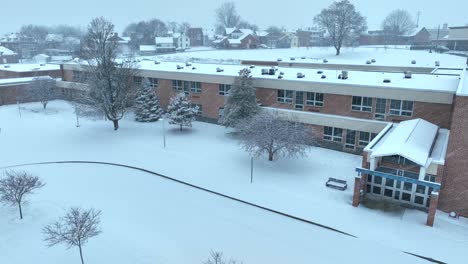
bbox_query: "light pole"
[162,113,168,149]
[250,156,254,184]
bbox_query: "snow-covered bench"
[325,178,347,191]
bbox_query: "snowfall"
[0,101,467,264]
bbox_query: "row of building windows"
[277,90,325,107]
[323,127,378,149]
[171,80,203,95]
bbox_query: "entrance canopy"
[369,119,441,167]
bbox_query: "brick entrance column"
[352,175,362,207]
[426,191,439,227]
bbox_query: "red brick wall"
[439,95,468,216]
[0,69,61,79]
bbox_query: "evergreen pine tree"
[167,92,198,131]
[134,78,163,122]
[221,68,259,128]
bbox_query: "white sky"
[0,0,467,35]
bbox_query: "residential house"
[214,28,259,49]
[173,33,190,50]
[445,26,468,51]
[0,46,20,64]
[187,28,204,47]
[0,33,38,59]
[155,37,176,53]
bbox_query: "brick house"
[187,28,204,47]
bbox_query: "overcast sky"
[1,0,467,35]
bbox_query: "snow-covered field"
[158,46,467,68]
[1,101,468,263]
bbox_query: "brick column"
[352,175,362,207]
[426,191,439,227]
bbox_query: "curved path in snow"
[0,160,445,264]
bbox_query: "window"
[219,84,231,96]
[345,130,356,149]
[295,91,304,110]
[191,82,202,93]
[389,100,413,117]
[382,155,418,167]
[182,81,190,95]
[306,92,324,107]
[172,80,182,90]
[133,76,143,86]
[359,132,377,147]
[191,103,202,115]
[374,98,386,120]
[277,89,293,104]
[352,96,373,112]
[73,70,81,81]
[149,78,158,89]
[324,127,343,142]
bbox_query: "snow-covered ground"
[1,101,467,263]
[157,46,467,68]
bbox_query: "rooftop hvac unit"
[261,69,269,75]
[268,68,275,75]
[366,60,371,64]
[383,79,391,83]
[249,65,255,68]
[176,65,184,70]
[40,63,46,66]
[323,59,328,63]
[371,59,376,63]
[317,70,323,74]
[301,56,306,59]
[4,65,10,68]
[216,67,224,72]
[192,67,196,70]
[279,72,284,75]
[297,73,305,78]
[435,61,440,67]
[411,60,416,64]
[290,57,296,61]
[277,58,282,62]
[185,62,192,66]
[154,61,160,64]
[321,75,326,79]
[404,71,412,79]
[341,71,348,80]
[278,75,283,79]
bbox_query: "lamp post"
[250,156,254,184]
[161,113,168,149]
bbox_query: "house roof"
[139,45,156,52]
[0,46,17,56]
[402,27,428,37]
[369,119,439,167]
[225,28,236,35]
[155,37,174,44]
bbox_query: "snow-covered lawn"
[158,46,467,68]
[1,101,467,263]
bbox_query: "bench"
[326,178,347,191]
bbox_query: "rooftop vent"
[297,73,305,78]
[371,59,376,63]
[435,61,440,67]
[216,67,224,72]
[338,71,348,80]
[4,65,10,68]
[278,75,283,79]
[176,65,184,70]
[323,59,328,63]
[279,72,284,75]
[261,69,269,75]
[268,68,275,75]
[317,70,323,74]
[249,65,255,69]
[185,62,192,66]
[366,60,371,64]
[383,79,391,83]
[404,71,412,79]
[39,63,46,66]
[192,67,196,70]
[277,58,283,62]
[301,56,306,59]
[321,75,326,79]
[411,60,416,64]
[154,61,160,64]
[290,57,296,61]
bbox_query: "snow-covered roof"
[403,27,426,37]
[155,37,174,44]
[370,119,439,167]
[0,76,53,86]
[257,31,268,37]
[46,34,63,42]
[33,54,50,59]
[0,63,60,72]
[0,46,17,55]
[225,28,236,35]
[239,29,254,35]
[228,39,242,44]
[140,45,156,52]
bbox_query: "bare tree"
[237,110,313,161]
[80,17,138,130]
[314,0,367,55]
[0,170,45,220]
[237,20,259,31]
[25,76,56,109]
[43,207,102,264]
[204,250,243,264]
[382,9,416,44]
[215,1,241,34]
